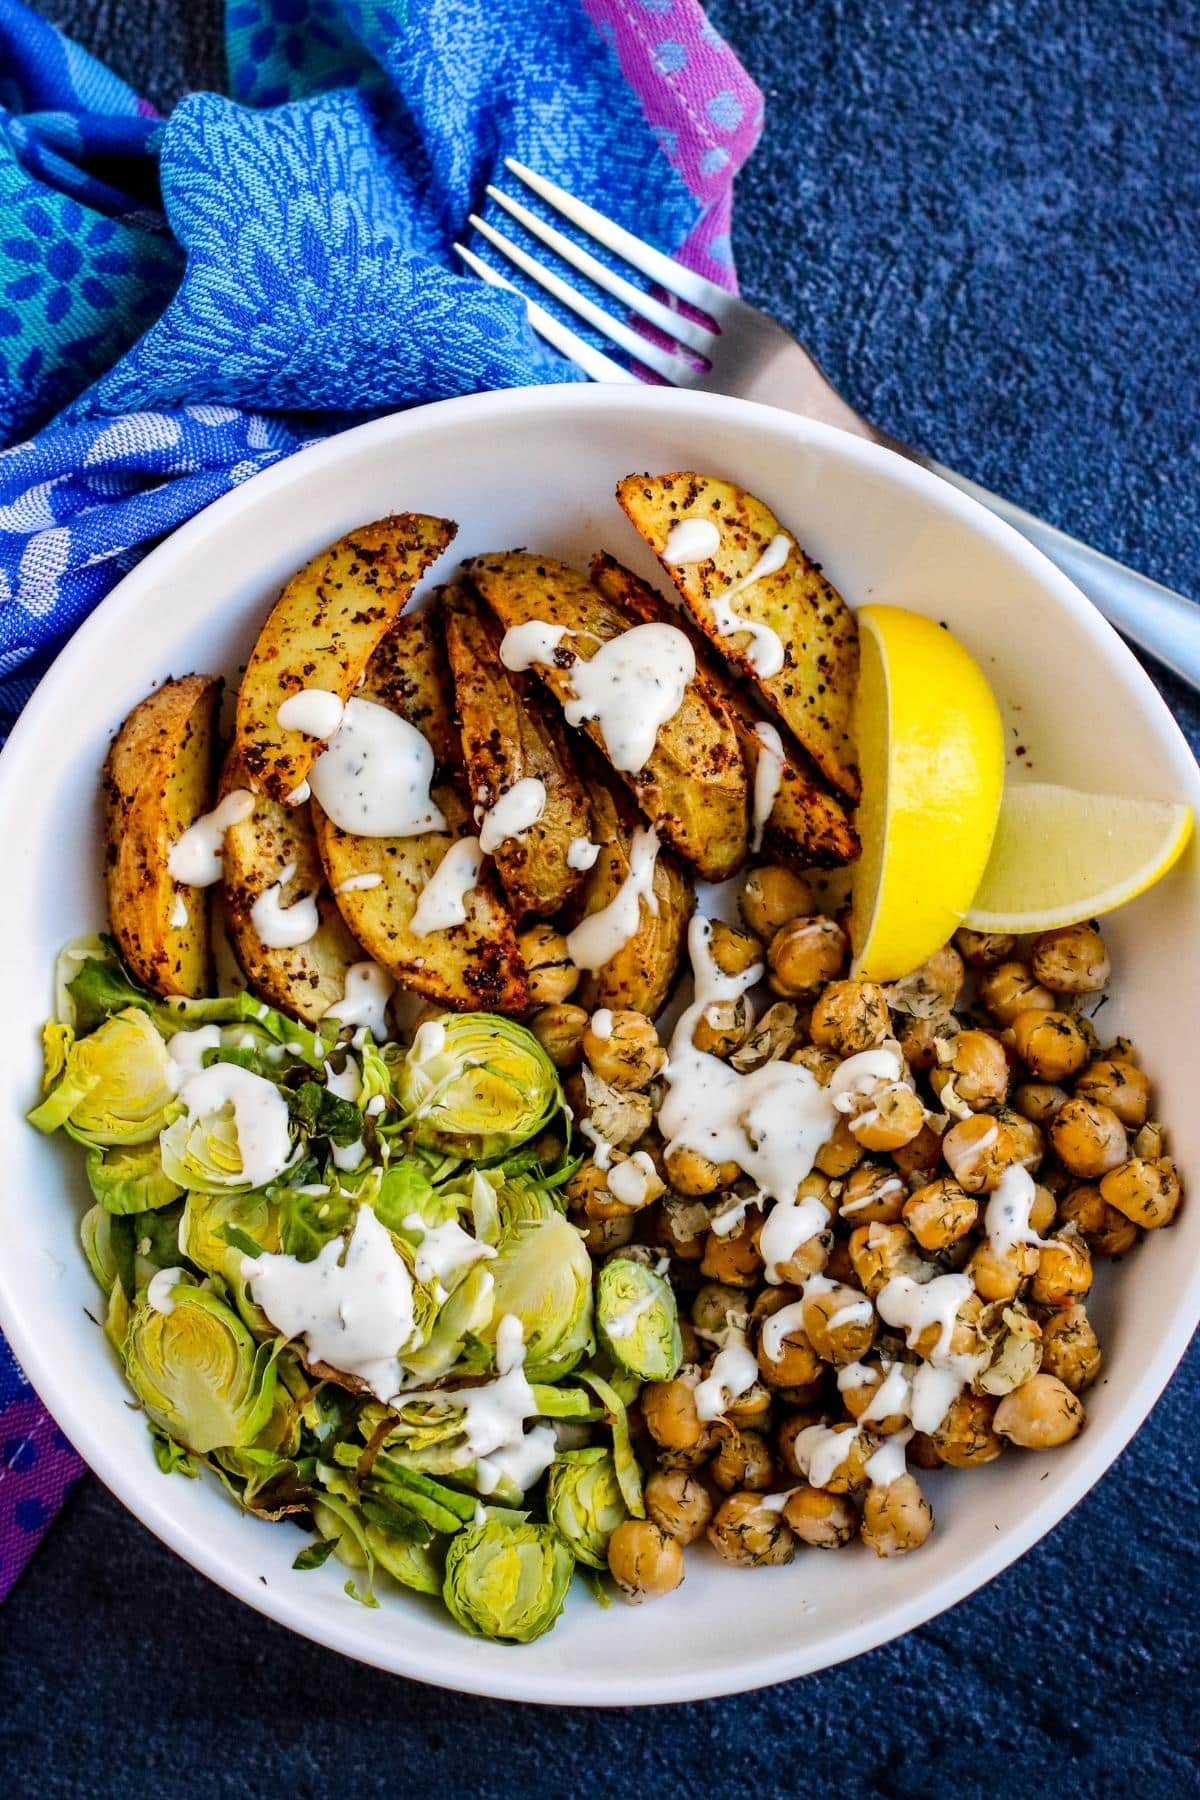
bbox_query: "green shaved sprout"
[28,1010,176,1145]
[85,1141,183,1215]
[120,1279,279,1455]
[442,1519,573,1644]
[546,1448,628,1569]
[396,1014,561,1161]
[596,1257,683,1382]
[577,1370,646,1519]
[478,1211,593,1381]
[159,1073,300,1194]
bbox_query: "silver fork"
[456,158,1200,695]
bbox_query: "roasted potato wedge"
[616,473,860,799]
[218,748,362,1025]
[313,613,529,1012]
[590,554,859,869]
[466,551,748,881]
[442,583,591,921]
[102,674,221,998]
[569,755,694,1016]
[235,513,456,803]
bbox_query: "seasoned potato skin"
[235,512,456,802]
[466,550,748,881]
[315,612,529,1012]
[442,583,591,921]
[590,553,859,869]
[218,748,361,1024]
[102,673,221,998]
[570,755,694,1016]
[616,473,860,799]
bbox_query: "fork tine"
[453,243,638,384]
[503,157,732,318]
[485,184,716,357]
[467,215,700,386]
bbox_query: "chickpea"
[652,1201,708,1263]
[930,1391,1004,1467]
[813,1115,866,1178]
[791,1043,840,1085]
[903,1177,978,1251]
[756,1309,823,1389]
[994,1372,1085,1448]
[566,1161,612,1216]
[700,1214,763,1288]
[704,919,762,979]
[727,1380,773,1429]
[642,1378,717,1454]
[897,1010,957,1072]
[1031,923,1110,995]
[1013,1081,1069,1125]
[530,1002,587,1068]
[1132,1119,1167,1160]
[776,1409,825,1477]
[840,1363,910,1434]
[861,1474,934,1556]
[740,865,812,940]
[767,915,848,998]
[707,1492,795,1566]
[931,1028,1009,1111]
[809,981,892,1055]
[1050,1096,1128,1179]
[907,1289,987,1364]
[823,1238,857,1286]
[572,1209,636,1255]
[804,1282,877,1365]
[1074,1059,1150,1129]
[1057,1183,1138,1257]
[1030,1233,1093,1306]
[1039,1302,1102,1393]
[978,961,1055,1026]
[691,1281,746,1340]
[607,1518,685,1602]
[644,1470,713,1545]
[969,1237,1039,1303]
[665,1145,740,1197]
[942,1113,1018,1193]
[955,926,1017,967]
[1011,1009,1090,1082]
[581,1010,665,1089]
[1099,1157,1181,1230]
[518,923,579,1004]
[693,995,753,1058]
[1028,1183,1058,1234]
[849,1222,926,1297]
[852,1082,927,1153]
[766,1174,834,1283]
[891,1122,945,1180]
[782,1485,858,1549]
[909,1432,942,1471]
[839,1162,907,1225]
[711,1428,776,1493]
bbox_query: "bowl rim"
[1,381,1197,1704]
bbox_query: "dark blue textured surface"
[3,0,1199,1790]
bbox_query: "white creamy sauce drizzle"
[695,1334,760,1421]
[244,1204,416,1401]
[172,1058,295,1189]
[864,1429,914,1489]
[606,1151,659,1210]
[828,1298,874,1331]
[567,835,601,871]
[147,1267,185,1315]
[840,1175,904,1217]
[169,894,189,929]
[410,837,484,936]
[590,1008,614,1041]
[750,721,785,852]
[308,698,446,838]
[660,916,845,1215]
[326,961,394,1041]
[604,1285,659,1342]
[566,826,660,971]
[167,790,255,886]
[704,534,793,679]
[286,780,312,806]
[759,1192,831,1283]
[985,1164,1047,1258]
[323,1054,361,1104]
[404,1314,556,1495]
[793,1422,861,1491]
[579,1119,614,1170]
[876,1273,974,1363]
[276,688,346,740]
[663,517,722,565]
[760,1298,808,1366]
[331,1139,365,1172]
[251,860,320,949]
[335,872,383,893]
[829,1047,904,1113]
[402,1213,496,1291]
[477,778,547,853]
[501,619,695,774]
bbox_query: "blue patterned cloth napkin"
[0,0,761,1594]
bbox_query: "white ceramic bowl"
[1,385,1197,1704]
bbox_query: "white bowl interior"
[1,385,1196,1703]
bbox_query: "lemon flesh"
[850,605,1005,980]
[964,782,1193,932]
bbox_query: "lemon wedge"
[849,605,1005,980]
[963,782,1193,932]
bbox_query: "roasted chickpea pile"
[538,890,1181,1600]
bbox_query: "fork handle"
[919,457,1200,693]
